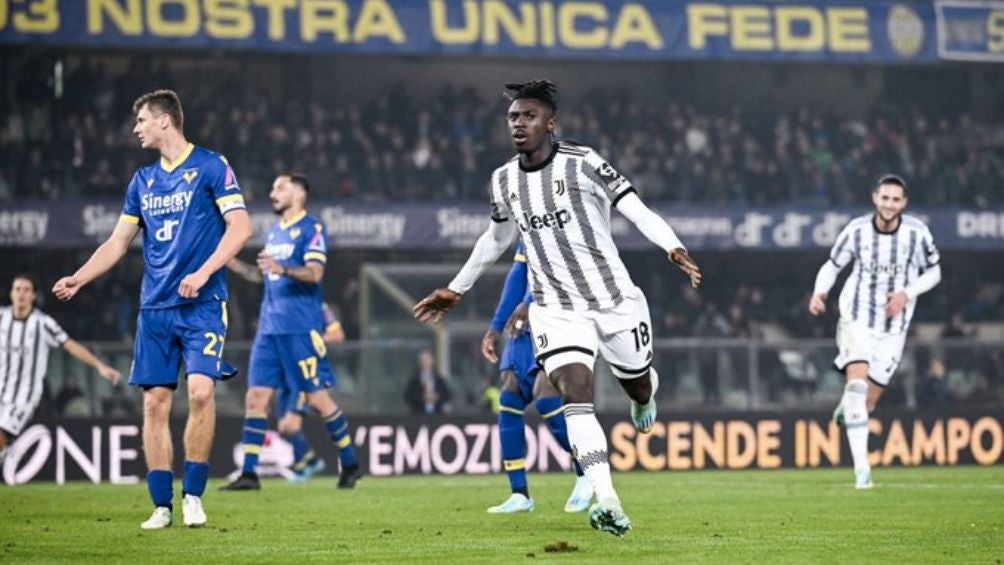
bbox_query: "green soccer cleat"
[832,402,845,427]
[588,501,632,537]
[564,476,593,513]
[487,493,535,514]
[630,370,659,433]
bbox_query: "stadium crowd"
[3,59,1003,207]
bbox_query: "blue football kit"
[248,211,336,395]
[122,144,245,387]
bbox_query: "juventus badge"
[554,180,566,195]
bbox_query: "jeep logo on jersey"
[517,209,571,233]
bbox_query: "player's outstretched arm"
[62,339,123,385]
[53,221,140,302]
[414,288,462,325]
[669,248,702,289]
[179,209,253,299]
[414,219,516,325]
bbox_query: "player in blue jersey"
[481,241,593,514]
[53,90,253,530]
[228,250,345,483]
[221,173,361,491]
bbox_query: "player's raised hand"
[481,329,500,363]
[179,271,209,298]
[99,365,123,386]
[885,291,908,318]
[808,293,827,316]
[52,276,83,302]
[413,288,461,325]
[505,303,530,337]
[669,248,702,289]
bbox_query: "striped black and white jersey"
[488,142,636,312]
[829,214,940,334]
[0,306,68,411]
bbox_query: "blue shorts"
[499,333,540,402]
[129,300,229,388]
[248,330,336,395]
[275,387,308,419]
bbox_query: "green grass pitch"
[2,467,1001,563]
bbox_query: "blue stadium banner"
[0,0,953,63]
[936,0,1004,62]
[1,198,1003,250]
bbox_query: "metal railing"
[42,336,1002,418]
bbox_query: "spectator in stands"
[404,349,452,415]
[918,357,950,408]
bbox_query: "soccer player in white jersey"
[1,274,122,462]
[809,174,941,489]
[413,80,701,537]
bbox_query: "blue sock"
[323,409,357,470]
[499,390,528,496]
[536,395,584,477]
[147,469,174,510]
[241,414,268,475]
[284,432,315,470]
[182,461,209,497]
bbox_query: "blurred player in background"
[809,174,941,489]
[1,274,122,461]
[221,173,361,491]
[480,240,592,514]
[230,244,346,483]
[414,80,701,537]
[53,89,252,529]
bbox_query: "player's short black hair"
[875,174,908,196]
[282,172,310,193]
[11,273,38,293]
[504,79,558,112]
[133,89,184,130]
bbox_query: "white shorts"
[0,401,39,437]
[833,318,907,387]
[529,289,653,379]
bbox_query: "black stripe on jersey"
[581,164,608,198]
[0,314,13,403]
[851,227,862,321]
[608,360,652,376]
[557,144,588,157]
[8,320,27,407]
[568,159,623,306]
[43,318,60,340]
[611,186,637,208]
[830,233,850,268]
[518,167,573,309]
[540,160,600,310]
[490,169,510,224]
[536,345,595,365]
[922,239,937,268]
[901,230,918,333]
[884,229,900,333]
[867,229,880,329]
[24,317,42,409]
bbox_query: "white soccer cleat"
[182,494,207,527]
[564,476,594,513]
[854,468,874,490]
[630,370,660,433]
[140,506,173,530]
[487,493,535,514]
